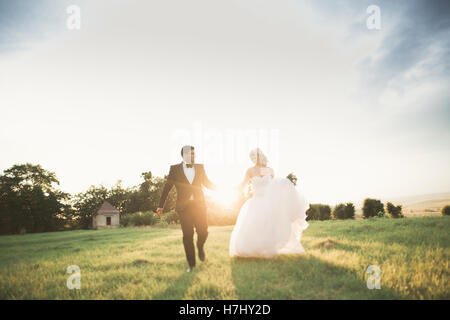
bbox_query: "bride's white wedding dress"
[229,175,309,258]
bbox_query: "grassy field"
[0,216,449,299]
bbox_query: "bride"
[229,148,309,258]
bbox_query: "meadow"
[0,216,448,299]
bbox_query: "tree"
[362,198,385,218]
[124,171,176,214]
[332,203,346,219]
[441,205,450,216]
[0,163,71,234]
[71,171,178,229]
[72,185,109,229]
[344,202,355,219]
[306,204,331,220]
[108,180,133,213]
[332,202,355,219]
[286,173,298,186]
[386,202,404,218]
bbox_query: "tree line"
[307,198,409,220]
[0,163,301,234]
[0,163,177,234]
[1,163,448,235]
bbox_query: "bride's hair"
[249,148,268,167]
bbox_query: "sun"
[203,167,244,207]
[206,185,240,208]
[214,187,240,207]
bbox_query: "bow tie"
[186,164,194,168]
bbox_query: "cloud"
[0,0,85,54]
[304,0,450,107]
[357,0,450,96]
[1,0,449,200]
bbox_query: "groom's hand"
[156,208,163,217]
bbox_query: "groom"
[157,145,216,272]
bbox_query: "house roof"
[96,201,120,214]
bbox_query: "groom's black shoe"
[198,246,205,262]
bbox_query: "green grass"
[0,217,449,299]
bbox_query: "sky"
[0,0,449,205]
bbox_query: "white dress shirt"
[182,161,196,200]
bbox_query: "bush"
[332,203,355,219]
[332,204,346,219]
[120,214,131,227]
[155,220,169,228]
[362,198,384,218]
[162,210,180,224]
[386,202,404,218]
[144,211,159,225]
[286,173,298,186]
[120,211,159,227]
[345,203,356,219]
[376,211,386,218]
[441,205,450,216]
[306,204,331,221]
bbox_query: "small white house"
[92,201,120,229]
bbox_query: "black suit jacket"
[159,163,215,212]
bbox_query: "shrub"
[332,203,355,219]
[133,212,146,226]
[386,202,404,218]
[306,204,331,221]
[362,198,384,218]
[162,210,180,224]
[376,211,386,218]
[344,202,355,219]
[120,214,131,227]
[332,204,346,219]
[120,211,159,227]
[286,173,298,186]
[441,205,450,216]
[141,211,159,225]
[155,220,169,228]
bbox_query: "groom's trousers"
[178,201,208,268]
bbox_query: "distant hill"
[385,192,450,217]
[354,192,450,218]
